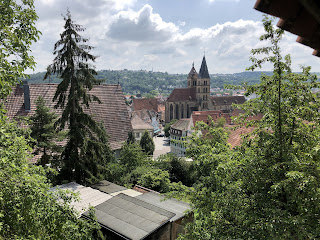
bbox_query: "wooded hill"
[25,70,318,96]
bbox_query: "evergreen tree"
[45,11,112,184]
[30,96,64,167]
[139,130,155,155]
[127,131,136,144]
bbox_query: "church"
[165,56,245,123]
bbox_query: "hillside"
[25,70,318,96]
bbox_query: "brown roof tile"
[131,114,153,130]
[4,83,132,150]
[171,119,191,131]
[192,110,232,126]
[132,98,158,112]
[167,88,197,102]
[210,96,245,106]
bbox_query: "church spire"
[199,55,210,79]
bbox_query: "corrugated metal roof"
[51,182,112,214]
[110,189,143,197]
[92,180,127,194]
[135,192,190,222]
[83,193,175,240]
[92,180,142,197]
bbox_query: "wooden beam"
[298,0,320,24]
[277,10,318,39]
[296,35,320,52]
[312,49,320,57]
[254,0,301,19]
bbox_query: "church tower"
[197,56,210,110]
[187,62,198,88]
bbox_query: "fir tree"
[45,11,112,184]
[139,130,155,155]
[127,131,135,144]
[30,96,64,167]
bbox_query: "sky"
[30,0,320,74]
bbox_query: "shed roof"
[83,193,175,240]
[50,182,112,214]
[167,88,197,102]
[135,192,190,222]
[92,180,142,197]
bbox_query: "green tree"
[0,0,40,100]
[0,2,103,238]
[164,119,177,137]
[126,131,135,144]
[180,16,320,239]
[0,119,102,239]
[30,96,64,167]
[119,143,148,171]
[139,130,155,155]
[45,11,111,184]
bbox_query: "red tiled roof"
[227,126,255,148]
[132,98,158,112]
[167,88,197,102]
[4,84,132,150]
[191,110,232,126]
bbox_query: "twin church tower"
[165,56,211,123]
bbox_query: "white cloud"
[106,4,178,42]
[28,1,320,75]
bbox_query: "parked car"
[157,133,165,137]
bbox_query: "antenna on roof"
[192,61,194,68]
[204,47,205,57]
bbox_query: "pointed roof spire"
[199,55,210,79]
[188,62,198,78]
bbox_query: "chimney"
[23,80,31,112]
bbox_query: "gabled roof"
[4,83,132,150]
[166,88,197,102]
[198,56,210,79]
[210,95,245,106]
[135,192,190,222]
[132,98,158,112]
[131,114,154,130]
[83,193,175,240]
[171,118,191,131]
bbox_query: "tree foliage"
[30,96,64,167]
[180,16,320,239]
[0,118,102,239]
[139,130,155,155]
[0,0,40,100]
[164,119,177,137]
[45,11,112,184]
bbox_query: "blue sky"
[30,0,320,74]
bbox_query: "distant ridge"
[24,70,319,95]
